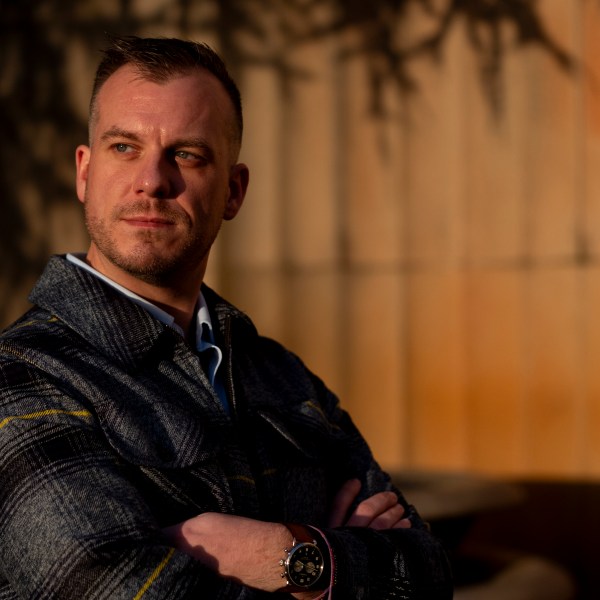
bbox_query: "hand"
[163,513,290,592]
[328,479,411,530]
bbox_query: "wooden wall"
[2,0,599,478]
[210,0,600,478]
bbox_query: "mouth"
[122,216,176,228]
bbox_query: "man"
[0,36,452,598]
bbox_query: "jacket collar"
[28,255,256,370]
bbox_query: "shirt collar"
[195,294,216,350]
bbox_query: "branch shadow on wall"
[0,0,574,326]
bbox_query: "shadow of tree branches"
[211,0,575,114]
[0,0,574,326]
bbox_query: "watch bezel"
[283,540,325,589]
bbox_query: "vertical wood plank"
[406,271,468,469]
[582,0,600,257]
[278,38,345,406]
[525,0,579,260]
[582,267,600,475]
[223,65,284,273]
[400,5,469,472]
[463,26,529,264]
[403,6,467,267]
[283,39,338,268]
[219,268,286,343]
[345,272,406,470]
[337,31,406,469]
[524,267,584,476]
[339,35,404,267]
[466,270,527,474]
[284,270,344,399]
[215,65,285,338]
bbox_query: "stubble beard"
[84,197,218,287]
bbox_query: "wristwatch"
[278,523,327,592]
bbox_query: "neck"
[122,280,200,333]
[143,291,199,334]
[84,249,205,334]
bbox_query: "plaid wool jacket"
[0,255,452,599]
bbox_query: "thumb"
[328,479,361,527]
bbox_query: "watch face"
[286,543,324,588]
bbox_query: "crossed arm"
[163,478,412,596]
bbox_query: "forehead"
[93,64,235,140]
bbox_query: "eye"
[174,150,207,166]
[114,143,134,153]
[175,150,200,161]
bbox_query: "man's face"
[75,64,248,289]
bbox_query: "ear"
[224,163,249,221]
[75,145,91,203]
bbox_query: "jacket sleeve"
[0,355,245,600]
[306,370,454,599]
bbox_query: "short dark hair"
[90,35,243,147]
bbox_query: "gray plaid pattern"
[0,256,452,599]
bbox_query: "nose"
[133,153,173,199]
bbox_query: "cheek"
[81,191,101,224]
[186,178,229,216]
[87,167,130,204]
[83,180,118,223]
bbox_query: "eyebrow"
[100,127,140,143]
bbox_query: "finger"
[366,503,410,530]
[345,491,399,528]
[328,479,361,527]
[396,517,412,529]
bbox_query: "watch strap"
[286,523,315,544]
